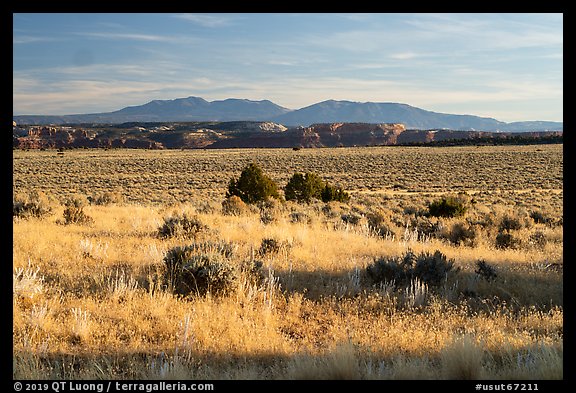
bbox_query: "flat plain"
[13,144,563,379]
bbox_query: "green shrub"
[412,250,459,287]
[284,172,325,203]
[284,172,350,204]
[321,183,350,203]
[428,196,467,218]
[13,190,53,219]
[62,195,94,225]
[158,212,207,239]
[226,163,280,204]
[366,249,459,288]
[366,250,415,286]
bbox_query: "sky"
[13,13,563,122]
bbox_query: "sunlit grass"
[13,145,562,379]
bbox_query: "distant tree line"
[396,134,562,147]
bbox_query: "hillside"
[13,96,563,132]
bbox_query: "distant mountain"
[13,96,562,132]
[270,100,563,132]
[13,97,292,125]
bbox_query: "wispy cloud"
[79,32,170,42]
[13,35,66,44]
[173,13,237,27]
[12,70,563,121]
[389,52,419,60]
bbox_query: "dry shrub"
[366,209,399,239]
[163,244,238,297]
[157,212,208,239]
[258,198,284,225]
[366,249,459,288]
[90,191,124,206]
[440,220,477,246]
[13,190,53,219]
[61,195,94,225]
[221,195,249,216]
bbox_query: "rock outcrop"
[12,122,562,150]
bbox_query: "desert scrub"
[258,237,291,257]
[60,194,94,225]
[89,190,124,206]
[258,198,284,225]
[366,249,459,288]
[439,220,478,247]
[366,210,400,239]
[428,195,468,218]
[13,190,54,220]
[221,195,250,216]
[475,260,498,282]
[157,212,208,239]
[163,244,238,297]
[162,241,262,297]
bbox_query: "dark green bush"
[284,172,325,203]
[284,172,351,204]
[158,213,207,239]
[366,250,415,286]
[412,250,459,287]
[321,183,350,203]
[226,163,280,204]
[366,249,459,287]
[428,196,467,218]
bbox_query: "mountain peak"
[12,96,563,132]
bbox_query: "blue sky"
[13,13,563,122]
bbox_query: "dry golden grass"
[13,145,562,379]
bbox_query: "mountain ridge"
[13,96,563,132]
